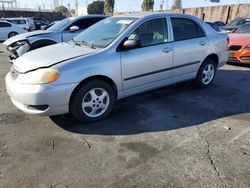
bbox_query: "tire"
[194,59,217,88]
[8,32,18,38]
[70,80,115,123]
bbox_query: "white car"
[5,17,35,31]
[0,20,27,41]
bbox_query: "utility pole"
[160,0,164,11]
[75,0,78,16]
[166,0,169,11]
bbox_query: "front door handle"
[162,48,172,53]
[199,41,207,46]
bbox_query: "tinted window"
[171,18,205,41]
[0,22,11,27]
[128,18,168,47]
[70,17,105,30]
[8,20,26,24]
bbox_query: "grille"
[10,66,20,80]
[228,57,240,63]
[229,45,242,51]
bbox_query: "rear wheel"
[194,59,217,88]
[8,32,18,38]
[70,80,115,123]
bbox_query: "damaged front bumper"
[6,40,30,62]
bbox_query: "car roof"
[3,17,32,19]
[114,12,199,19]
[73,15,108,19]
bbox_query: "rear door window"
[171,18,205,41]
[0,22,11,27]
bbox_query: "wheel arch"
[69,75,118,107]
[8,31,18,38]
[202,54,219,67]
[29,39,57,50]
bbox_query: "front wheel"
[194,59,217,88]
[70,80,115,123]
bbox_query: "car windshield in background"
[235,24,250,33]
[47,18,74,32]
[73,17,137,48]
[7,20,26,24]
[228,19,239,26]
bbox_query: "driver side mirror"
[69,26,79,32]
[123,39,141,49]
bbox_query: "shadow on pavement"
[51,68,250,135]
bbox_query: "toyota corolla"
[5,13,229,122]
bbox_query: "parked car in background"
[40,21,59,30]
[5,13,229,123]
[213,21,226,29]
[228,23,250,64]
[34,20,49,30]
[4,17,35,31]
[222,17,250,33]
[3,15,107,61]
[0,20,27,41]
[205,21,221,32]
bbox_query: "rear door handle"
[199,41,207,46]
[162,48,172,53]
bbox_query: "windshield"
[235,24,250,33]
[73,17,137,48]
[228,19,241,26]
[47,18,74,32]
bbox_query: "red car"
[228,23,250,64]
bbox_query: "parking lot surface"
[0,43,250,188]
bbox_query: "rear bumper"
[5,72,78,116]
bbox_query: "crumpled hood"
[3,30,54,46]
[13,42,97,73]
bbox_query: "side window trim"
[124,17,169,49]
[170,16,207,42]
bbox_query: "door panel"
[120,18,173,94]
[172,37,207,79]
[62,30,82,42]
[170,17,208,80]
[121,43,173,93]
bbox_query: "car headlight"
[20,68,60,84]
[244,45,250,50]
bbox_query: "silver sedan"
[5,13,229,122]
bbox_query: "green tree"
[171,0,182,10]
[87,1,104,14]
[54,6,68,14]
[104,0,115,15]
[141,0,154,11]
